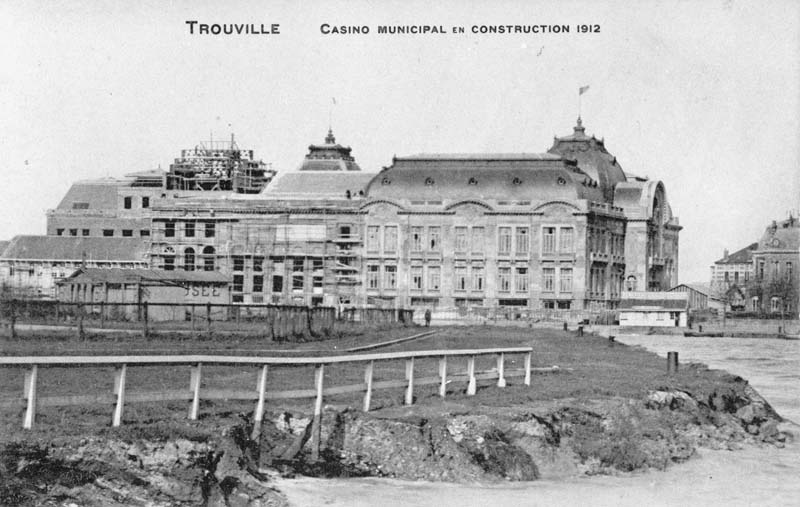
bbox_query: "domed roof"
[298,129,362,171]
[548,118,627,201]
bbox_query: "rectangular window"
[543,267,555,292]
[758,261,765,279]
[233,256,244,271]
[454,266,468,291]
[293,258,304,273]
[384,265,397,289]
[543,227,556,253]
[367,226,380,253]
[141,196,150,208]
[367,265,380,289]
[384,226,398,253]
[233,275,244,292]
[498,267,511,292]
[103,229,114,237]
[313,275,323,289]
[559,227,574,253]
[185,222,195,238]
[515,267,529,292]
[163,256,175,271]
[498,227,512,254]
[560,268,573,292]
[253,275,264,292]
[253,256,264,272]
[471,227,484,254]
[788,262,793,281]
[69,229,77,236]
[122,229,133,237]
[205,222,215,238]
[428,266,441,291]
[272,275,283,293]
[82,229,90,236]
[472,267,484,291]
[428,227,441,250]
[411,227,423,252]
[123,196,132,209]
[56,228,64,236]
[292,273,304,291]
[165,222,175,237]
[516,227,530,255]
[411,266,423,290]
[140,229,150,237]
[455,227,468,253]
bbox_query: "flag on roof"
[579,85,590,95]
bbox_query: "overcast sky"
[1,0,797,284]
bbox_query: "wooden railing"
[0,347,534,456]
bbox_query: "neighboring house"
[57,267,230,321]
[749,217,799,317]
[669,283,712,311]
[619,291,688,327]
[710,243,758,293]
[0,236,149,299]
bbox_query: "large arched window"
[202,246,215,272]
[184,248,195,271]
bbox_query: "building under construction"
[166,134,275,193]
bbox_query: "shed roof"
[619,299,688,310]
[56,181,122,210]
[263,171,376,199]
[1,236,148,262]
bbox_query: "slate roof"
[0,241,9,257]
[263,172,376,198]
[0,236,148,262]
[714,243,759,264]
[62,268,228,285]
[670,282,712,296]
[56,181,122,210]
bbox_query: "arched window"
[184,248,195,272]
[202,246,215,272]
[162,246,175,271]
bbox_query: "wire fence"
[0,299,415,341]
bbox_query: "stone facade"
[749,218,799,316]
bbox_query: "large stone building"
[709,243,758,295]
[17,119,681,311]
[749,217,799,316]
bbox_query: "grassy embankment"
[0,325,743,444]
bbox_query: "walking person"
[424,308,432,327]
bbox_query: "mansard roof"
[757,218,800,251]
[262,171,376,199]
[365,153,604,205]
[56,180,122,210]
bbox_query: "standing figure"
[424,308,432,327]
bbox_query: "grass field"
[0,325,737,441]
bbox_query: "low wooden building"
[57,268,230,321]
[619,291,688,327]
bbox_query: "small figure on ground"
[424,308,432,327]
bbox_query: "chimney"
[723,249,729,261]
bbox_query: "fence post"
[189,363,202,420]
[667,351,679,374]
[191,305,196,331]
[405,358,415,405]
[142,302,149,339]
[9,300,17,339]
[524,352,532,386]
[311,364,325,461]
[100,301,105,329]
[23,365,38,429]
[112,364,127,427]
[206,303,212,336]
[467,356,476,395]
[439,356,447,397]
[251,364,269,439]
[363,360,374,412]
[497,353,506,387]
[78,303,85,340]
[55,301,60,323]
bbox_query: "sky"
[0,0,798,284]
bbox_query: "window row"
[56,228,150,237]
[541,227,575,254]
[123,196,150,209]
[542,267,573,293]
[163,221,215,238]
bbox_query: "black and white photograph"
[0,1,798,505]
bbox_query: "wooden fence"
[0,347,534,457]
[0,299,415,341]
